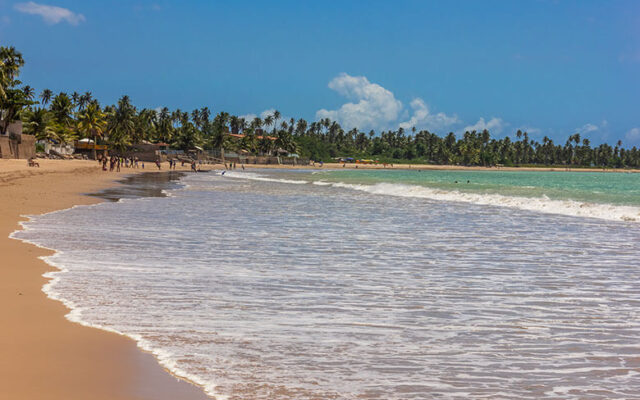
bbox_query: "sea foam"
[223,171,640,222]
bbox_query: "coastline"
[0,159,211,400]
[244,162,640,173]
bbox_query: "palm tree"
[22,85,35,100]
[22,107,57,141]
[263,115,274,136]
[157,107,173,144]
[78,91,92,110]
[49,92,76,142]
[0,46,25,99]
[107,95,136,150]
[77,102,107,159]
[272,110,281,135]
[40,89,53,106]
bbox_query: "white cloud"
[625,127,640,146]
[463,117,506,134]
[14,2,85,25]
[238,113,257,122]
[316,73,403,130]
[517,126,541,135]
[576,120,609,142]
[579,123,599,133]
[398,98,459,131]
[260,109,276,119]
[238,109,292,127]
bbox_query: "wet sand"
[0,159,210,400]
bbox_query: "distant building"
[0,120,36,159]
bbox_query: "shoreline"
[0,159,211,400]
[243,162,640,173]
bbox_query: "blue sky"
[1,0,639,145]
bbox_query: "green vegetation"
[3,46,640,167]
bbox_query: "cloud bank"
[626,127,640,146]
[315,73,474,134]
[463,117,506,134]
[14,2,85,25]
[399,98,460,131]
[316,73,403,131]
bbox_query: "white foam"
[313,181,640,222]
[219,171,640,222]
[10,204,222,400]
[223,171,309,185]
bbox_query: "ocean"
[12,168,640,399]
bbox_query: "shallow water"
[14,169,640,399]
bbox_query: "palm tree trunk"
[92,134,97,160]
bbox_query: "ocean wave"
[215,171,640,222]
[317,181,640,222]
[223,171,309,185]
[10,205,227,400]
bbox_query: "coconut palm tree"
[107,95,136,150]
[272,110,281,135]
[77,102,107,159]
[40,89,53,106]
[22,85,35,100]
[157,107,173,144]
[22,107,57,141]
[0,46,24,99]
[263,115,274,136]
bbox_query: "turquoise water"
[311,169,640,206]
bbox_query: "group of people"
[98,154,142,172]
[96,154,245,174]
[223,162,243,170]
[167,159,180,170]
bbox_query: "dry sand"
[0,159,209,400]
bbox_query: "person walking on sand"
[116,157,121,172]
[191,160,198,173]
[102,157,108,171]
[155,158,161,170]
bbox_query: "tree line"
[2,46,639,167]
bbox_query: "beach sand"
[0,159,210,400]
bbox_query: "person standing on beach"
[155,158,161,170]
[116,158,121,172]
[191,160,197,173]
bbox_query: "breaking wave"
[224,171,640,222]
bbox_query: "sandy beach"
[0,159,209,400]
